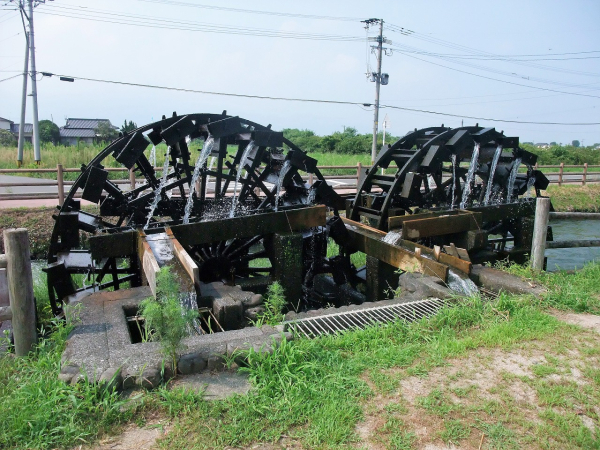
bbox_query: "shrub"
[139,267,197,374]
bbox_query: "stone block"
[470,265,545,297]
[178,352,208,375]
[398,272,452,299]
[137,367,161,389]
[212,296,243,330]
[206,344,228,371]
[99,367,123,392]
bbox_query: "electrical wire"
[0,73,21,83]
[392,50,600,100]
[36,4,365,42]
[40,71,600,125]
[133,0,362,22]
[386,23,600,78]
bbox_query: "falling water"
[506,157,522,202]
[525,175,536,198]
[150,145,156,168]
[183,135,215,224]
[450,154,457,209]
[205,156,216,196]
[459,143,480,209]
[230,140,256,217]
[447,269,479,296]
[274,160,292,211]
[382,230,403,245]
[484,145,502,205]
[145,146,172,229]
[306,187,317,205]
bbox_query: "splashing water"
[205,156,216,196]
[306,187,317,205]
[459,143,480,210]
[506,157,522,202]
[447,269,479,296]
[183,135,215,224]
[230,140,255,217]
[382,230,402,245]
[150,145,156,167]
[450,154,457,209]
[145,146,172,229]
[274,160,292,211]
[484,145,502,205]
[525,175,536,198]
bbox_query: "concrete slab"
[60,285,289,389]
[168,371,252,399]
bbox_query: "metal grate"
[284,298,448,338]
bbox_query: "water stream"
[459,143,480,209]
[230,140,255,217]
[274,160,292,211]
[484,145,502,205]
[149,145,156,168]
[450,154,457,209]
[183,136,214,224]
[381,230,403,245]
[447,268,479,296]
[506,157,521,202]
[145,146,172,229]
[546,219,600,271]
[525,176,536,198]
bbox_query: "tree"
[550,142,557,146]
[120,120,137,134]
[94,121,118,142]
[0,129,16,146]
[572,140,581,148]
[39,120,60,144]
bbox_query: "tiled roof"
[60,128,96,138]
[64,118,116,130]
[10,123,33,134]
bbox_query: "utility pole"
[17,31,29,166]
[13,0,48,165]
[362,18,391,164]
[27,0,41,164]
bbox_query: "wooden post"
[558,162,564,186]
[3,228,36,356]
[57,164,64,205]
[531,197,551,271]
[308,173,314,185]
[582,163,588,186]
[129,169,136,190]
[356,162,362,187]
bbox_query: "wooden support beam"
[171,206,326,247]
[89,230,138,260]
[165,227,200,289]
[399,212,482,240]
[137,230,160,297]
[388,209,474,230]
[341,218,449,281]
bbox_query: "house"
[59,118,118,146]
[0,117,33,142]
[535,143,550,149]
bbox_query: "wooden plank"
[171,206,327,247]
[400,212,482,240]
[89,230,137,260]
[402,240,472,275]
[165,227,200,288]
[137,230,160,297]
[341,218,448,281]
[388,209,470,230]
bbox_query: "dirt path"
[355,311,600,450]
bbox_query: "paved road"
[0,172,598,206]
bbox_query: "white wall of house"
[0,119,12,131]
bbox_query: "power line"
[0,73,21,83]
[385,23,600,78]
[133,0,362,22]
[37,4,364,41]
[41,71,600,125]
[392,50,600,100]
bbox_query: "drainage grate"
[284,298,448,338]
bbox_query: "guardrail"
[0,162,598,202]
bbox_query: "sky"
[0,0,599,145]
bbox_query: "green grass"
[544,184,600,212]
[1,260,599,448]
